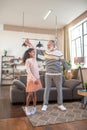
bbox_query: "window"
[69,19,87,68]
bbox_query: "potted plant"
[4,50,7,56]
[84,82,87,91]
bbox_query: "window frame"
[69,19,87,68]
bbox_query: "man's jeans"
[43,73,63,105]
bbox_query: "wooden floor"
[0,86,87,130]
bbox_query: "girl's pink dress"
[25,58,42,92]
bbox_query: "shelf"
[2,78,14,80]
[2,67,13,69]
[1,56,26,85]
[1,56,14,86]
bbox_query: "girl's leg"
[26,92,32,106]
[31,92,37,114]
[32,92,37,107]
[26,92,33,115]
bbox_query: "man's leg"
[53,75,63,105]
[53,75,66,111]
[42,74,52,110]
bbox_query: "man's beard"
[47,47,54,52]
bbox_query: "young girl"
[23,47,42,115]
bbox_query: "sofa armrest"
[10,85,26,103]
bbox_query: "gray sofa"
[10,72,83,104]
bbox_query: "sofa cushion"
[63,79,82,89]
[13,79,26,90]
[64,69,78,80]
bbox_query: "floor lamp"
[74,57,84,88]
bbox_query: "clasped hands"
[29,79,39,84]
[34,79,39,85]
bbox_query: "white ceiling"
[0,0,87,29]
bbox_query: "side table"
[78,89,87,109]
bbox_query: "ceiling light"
[36,41,43,48]
[43,9,58,48]
[44,9,52,20]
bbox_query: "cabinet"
[1,56,14,85]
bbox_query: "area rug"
[23,102,87,127]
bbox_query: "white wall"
[0,30,54,84]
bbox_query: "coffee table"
[78,89,87,109]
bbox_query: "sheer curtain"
[64,26,70,61]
